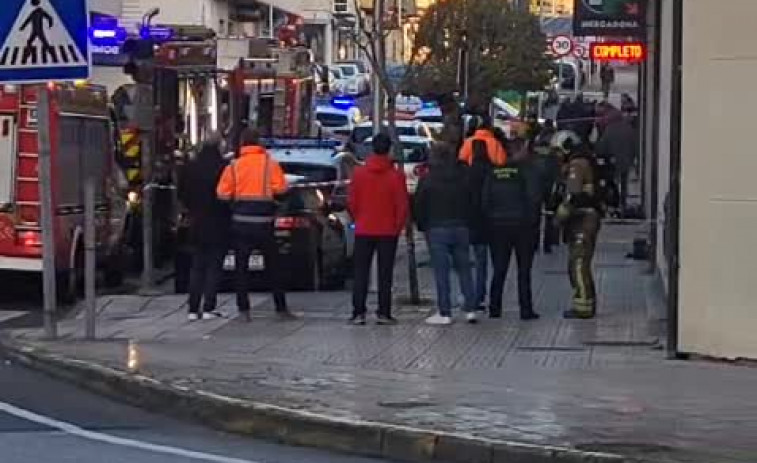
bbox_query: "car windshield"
[353,62,368,73]
[280,162,337,183]
[397,125,418,137]
[401,142,429,163]
[417,115,443,123]
[330,68,342,79]
[339,66,356,77]
[317,112,349,127]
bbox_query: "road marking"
[0,401,261,463]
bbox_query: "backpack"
[482,162,530,224]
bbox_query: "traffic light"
[122,38,155,84]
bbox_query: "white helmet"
[550,130,582,155]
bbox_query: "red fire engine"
[0,83,127,300]
[225,46,316,145]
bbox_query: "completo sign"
[590,42,646,62]
[573,0,646,37]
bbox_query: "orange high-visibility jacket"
[458,129,508,166]
[217,145,288,221]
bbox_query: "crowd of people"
[178,96,638,326]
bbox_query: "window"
[316,112,349,127]
[280,162,337,183]
[339,65,356,77]
[401,142,429,163]
[417,115,442,123]
[352,62,368,73]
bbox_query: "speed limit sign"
[551,35,574,57]
[573,45,586,59]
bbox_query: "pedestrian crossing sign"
[0,0,89,83]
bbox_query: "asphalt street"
[0,356,401,463]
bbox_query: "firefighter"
[552,130,602,319]
[216,128,295,321]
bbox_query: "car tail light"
[17,231,41,247]
[413,163,429,178]
[275,217,310,229]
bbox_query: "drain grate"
[517,346,587,352]
[583,339,659,347]
[575,442,674,455]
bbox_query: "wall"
[654,0,674,291]
[91,0,123,16]
[121,0,229,32]
[678,0,757,359]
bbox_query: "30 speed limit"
[550,35,574,57]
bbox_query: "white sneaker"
[425,313,453,325]
[202,311,223,320]
[466,312,479,324]
[188,313,200,321]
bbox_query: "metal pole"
[136,83,154,293]
[269,4,275,39]
[37,87,57,339]
[83,152,96,340]
[372,0,384,131]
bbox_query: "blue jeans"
[472,244,488,307]
[427,227,475,317]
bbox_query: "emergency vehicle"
[225,46,317,146]
[0,83,128,301]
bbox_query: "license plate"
[223,254,264,271]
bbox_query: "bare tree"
[350,0,421,305]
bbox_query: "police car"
[413,105,444,135]
[315,97,362,139]
[174,138,357,293]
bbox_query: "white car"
[350,120,435,146]
[335,63,368,96]
[363,135,431,194]
[396,95,424,113]
[413,106,444,135]
[315,105,362,139]
[268,139,360,258]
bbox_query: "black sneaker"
[349,314,366,326]
[276,310,303,321]
[520,312,541,321]
[376,315,398,325]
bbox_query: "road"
[0,356,399,463]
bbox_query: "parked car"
[361,135,431,194]
[334,63,368,96]
[315,104,362,139]
[174,141,353,293]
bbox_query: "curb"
[0,336,646,463]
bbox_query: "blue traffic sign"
[0,0,90,83]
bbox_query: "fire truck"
[0,83,128,301]
[224,45,316,147]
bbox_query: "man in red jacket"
[348,133,409,325]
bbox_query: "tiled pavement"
[10,224,757,463]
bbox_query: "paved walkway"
[9,224,757,463]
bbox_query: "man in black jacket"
[177,135,230,320]
[415,143,477,325]
[483,139,542,321]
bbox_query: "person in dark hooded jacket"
[414,143,477,325]
[177,135,230,320]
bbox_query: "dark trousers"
[188,245,226,314]
[617,169,630,213]
[234,224,287,312]
[352,236,398,317]
[488,223,535,317]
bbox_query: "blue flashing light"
[89,26,127,45]
[140,26,175,41]
[331,96,355,110]
[421,101,438,109]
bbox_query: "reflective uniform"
[561,153,601,319]
[458,129,508,166]
[217,145,289,314]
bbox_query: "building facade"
[530,0,573,17]
[645,0,757,359]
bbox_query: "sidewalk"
[5,224,757,463]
